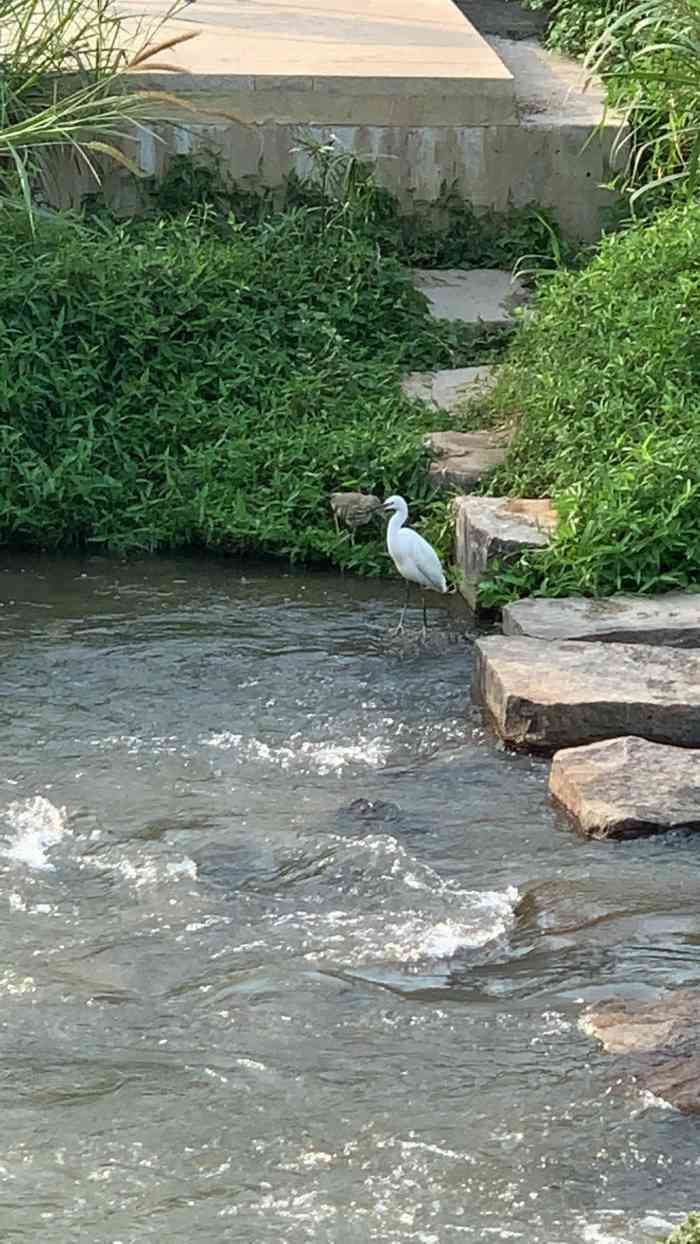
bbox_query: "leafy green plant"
[475,196,700,604]
[0,201,505,571]
[0,0,193,210]
[143,150,571,273]
[667,1214,700,1244]
[586,0,700,203]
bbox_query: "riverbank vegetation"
[0,186,522,571]
[471,0,700,605]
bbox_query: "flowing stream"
[0,551,698,1243]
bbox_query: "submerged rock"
[582,991,699,1055]
[336,798,401,823]
[582,991,700,1114]
[503,592,700,647]
[473,636,700,752]
[549,736,700,839]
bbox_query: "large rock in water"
[549,736,700,839]
[581,991,700,1114]
[472,636,700,752]
[454,496,557,608]
[502,592,700,647]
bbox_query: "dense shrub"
[527,0,700,200]
[476,198,700,603]
[524,0,632,60]
[0,205,506,570]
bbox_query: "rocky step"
[550,735,700,839]
[411,269,528,325]
[581,991,700,1115]
[425,430,508,491]
[454,495,557,608]
[503,591,700,647]
[402,365,498,412]
[472,636,700,752]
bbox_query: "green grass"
[473,197,700,605]
[0,197,513,573]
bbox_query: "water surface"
[0,552,698,1243]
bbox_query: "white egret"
[382,495,447,634]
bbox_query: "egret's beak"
[381,502,392,513]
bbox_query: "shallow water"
[0,551,698,1243]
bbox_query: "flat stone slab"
[402,365,497,411]
[411,269,528,325]
[549,736,700,839]
[425,430,508,490]
[472,636,700,752]
[581,991,700,1114]
[121,0,517,126]
[503,592,700,647]
[454,496,557,608]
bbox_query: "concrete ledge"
[122,0,517,126]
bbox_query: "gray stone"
[472,636,700,753]
[581,990,699,1055]
[402,365,498,412]
[549,736,700,839]
[330,491,381,530]
[581,991,700,1114]
[425,430,508,491]
[503,592,700,647]
[454,495,557,608]
[411,269,529,325]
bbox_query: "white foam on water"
[1,796,67,870]
[203,731,390,774]
[0,969,36,995]
[111,854,198,889]
[270,835,518,966]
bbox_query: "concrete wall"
[46,111,621,243]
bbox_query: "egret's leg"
[420,591,429,640]
[394,579,410,634]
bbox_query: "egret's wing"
[410,532,447,592]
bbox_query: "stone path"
[455,496,556,607]
[411,268,528,325]
[401,364,496,411]
[425,430,508,491]
[550,736,700,839]
[503,592,700,646]
[473,636,700,753]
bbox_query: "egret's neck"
[388,504,408,539]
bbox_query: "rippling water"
[0,551,699,1243]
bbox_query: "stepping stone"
[425,430,508,491]
[581,991,700,1114]
[454,495,557,608]
[549,736,700,839]
[503,592,700,647]
[472,636,700,753]
[411,269,529,325]
[402,365,497,412]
